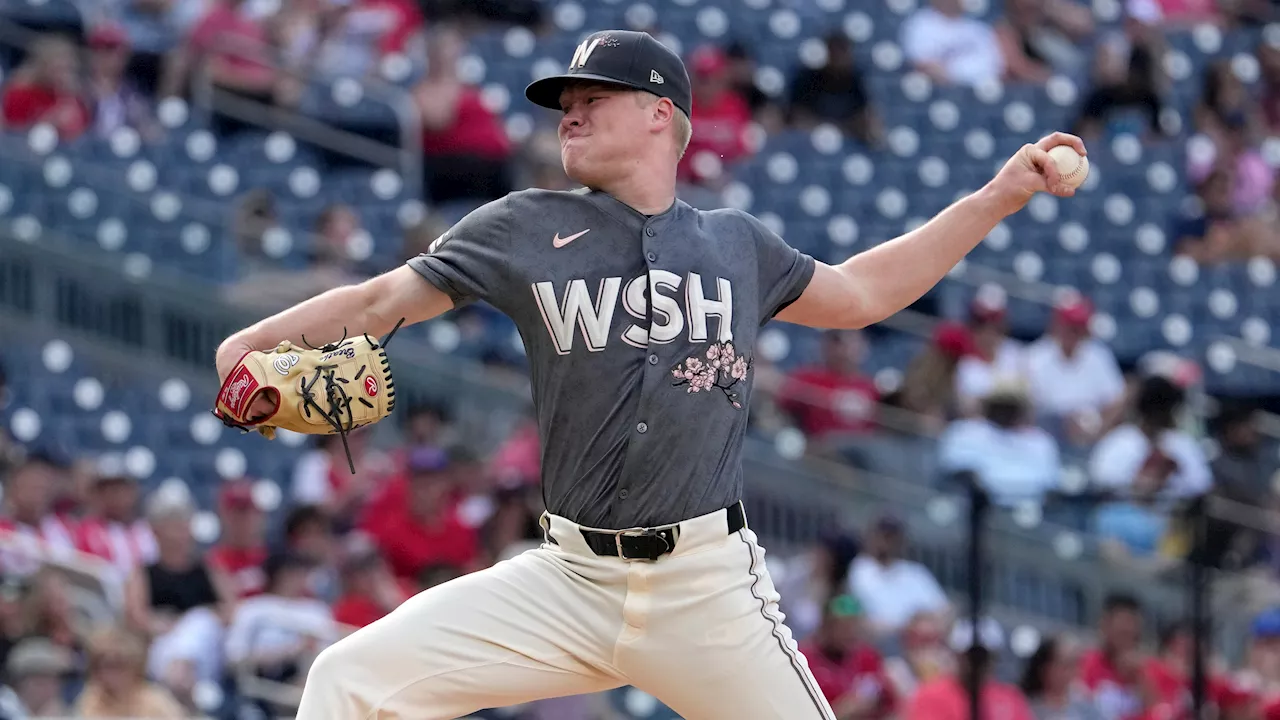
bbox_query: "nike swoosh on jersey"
[553,229,590,248]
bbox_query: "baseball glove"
[213,320,405,472]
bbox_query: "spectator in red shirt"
[1142,622,1256,720]
[331,548,410,630]
[1081,594,1148,720]
[1240,610,1280,720]
[1020,635,1105,720]
[76,461,157,578]
[780,330,879,444]
[206,480,268,599]
[414,24,513,204]
[1,35,91,141]
[367,450,480,581]
[677,45,754,188]
[906,617,1035,720]
[799,594,897,720]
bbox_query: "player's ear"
[650,96,675,135]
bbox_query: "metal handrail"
[186,33,424,200]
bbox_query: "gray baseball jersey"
[408,187,814,529]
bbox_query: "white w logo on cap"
[569,38,601,69]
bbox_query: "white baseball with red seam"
[1046,145,1089,190]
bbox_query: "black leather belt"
[577,502,746,561]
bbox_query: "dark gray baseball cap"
[525,30,693,118]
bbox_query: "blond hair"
[637,92,692,160]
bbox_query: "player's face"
[558,83,650,186]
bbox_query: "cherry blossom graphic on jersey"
[671,341,751,409]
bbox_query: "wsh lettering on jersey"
[532,271,734,355]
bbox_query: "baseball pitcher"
[214,30,1083,720]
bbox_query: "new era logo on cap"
[524,30,692,119]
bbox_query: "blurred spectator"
[101,0,209,95]
[896,322,972,433]
[281,505,339,603]
[1205,401,1270,569]
[414,25,513,204]
[1026,297,1126,447]
[1258,42,1280,134]
[163,0,280,119]
[901,0,1004,87]
[75,464,157,579]
[725,41,784,133]
[779,330,879,446]
[1124,0,1221,26]
[126,491,233,701]
[1080,594,1147,720]
[0,459,79,577]
[1174,168,1280,264]
[906,617,1034,720]
[84,24,160,142]
[278,0,425,80]
[205,479,268,599]
[0,35,91,141]
[1144,622,1255,720]
[848,515,950,638]
[478,486,542,563]
[224,553,336,692]
[938,383,1061,506]
[365,449,480,582]
[1073,16,1166,141]
[22,567,83,657]
[1237,609,1280,717]
[0,576,28,674]
[309,203,371,279]
[798,594,897,720]
[1195,61,1265,146]
[677,45,754,189]
[1020,635,1104,720]
[73,625,185,718]
[487,409,541,488]
[292,432,394,530]
[884,612,954,700]
[778,531,860,642]
[1,637,74,717]
[787,32,882,147]
[1089,376,1211,561]
[995,0,1094,83]
[330,547,408,629]
[1187,113,1275,219]
[954,288,1029,414]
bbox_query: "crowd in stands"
[1,0,1280,717]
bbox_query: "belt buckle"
[614,527,669,562]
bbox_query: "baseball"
[1046,144,1089,189]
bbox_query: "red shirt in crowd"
[206,545,268,599]
[1082,649,1147,720]
[349,0,424,55]
[366,502,479,581]
[779,368,879,438]
[677,88,752,184]
[421,88,511,160]
[799,642,897,719]
[1,83,90,140]
[1142,659,1256,720]
[187,1,274,88]
[905,675,1034,720]
[76,518,157,576]
[332,578,415,628]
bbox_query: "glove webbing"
[296,316,406,474]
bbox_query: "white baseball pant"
[296,505,836,720]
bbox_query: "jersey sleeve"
[406,197,511,308]
[740,211,816,324]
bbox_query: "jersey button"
[645,227,655,237]
[646,251,657,262]
[636,422,648,434]
[619,489,629,499]
[648,354,658,365]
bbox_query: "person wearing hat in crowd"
[938,381,1062,507]
[1025,294,1127,448]
[330,542,411,631]
[75,456,157,579]
[906,616,1035,720]
[0,636,73,717]
[778,330,880,449]
[895,321,977,433]
[779,531,862,641]
[84,23,160,142]
[798,594,898,720]
[206,479,269,599]
[676,44,754,189]
[848,514,951,639]
[954,285,1031,415]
